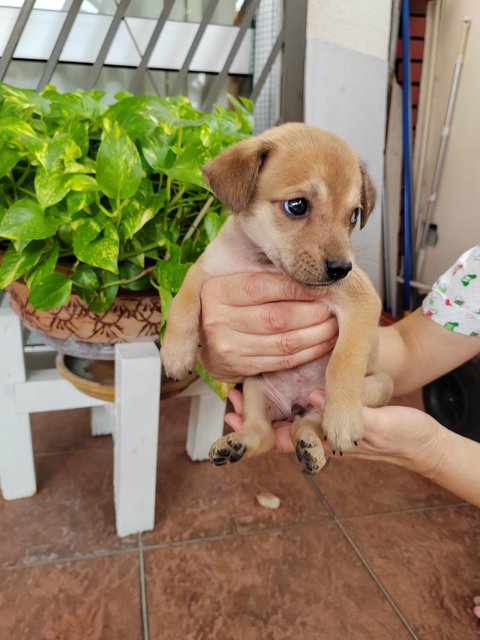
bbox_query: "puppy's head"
[203,123,376,286]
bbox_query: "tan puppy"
[161,123,393,474]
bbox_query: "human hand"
[199,272,338,381]
[225,388,445,476]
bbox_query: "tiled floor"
[1,390,480,640]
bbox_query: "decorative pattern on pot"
[8,280,161,345]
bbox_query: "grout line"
[138,534,150,640]
[336,501,469,522]
[141,518,335,552]
[34,447,112,458]
[303,473,468,521]
[3,519,334,571]
[337,521,421,640]
[5,545,138,571]
[306,477,421,640]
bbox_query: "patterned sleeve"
[422,245,480,337]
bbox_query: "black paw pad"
[209,439,247,466]
[295,440,321,475]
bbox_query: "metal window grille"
[0,0,306,127]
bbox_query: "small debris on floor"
[255,491,281,510]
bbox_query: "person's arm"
[200,273,479,388]
[226,388,480,508]
[430,426,480,507]
[377,308,479,395]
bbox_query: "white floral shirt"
[422,245,480,336]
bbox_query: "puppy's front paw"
[322,402,363,454]
[160,335,198,381]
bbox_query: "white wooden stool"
[0,301,226,536]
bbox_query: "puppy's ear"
[359,160,376,229]
[202,138,271,213]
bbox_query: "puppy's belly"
[259,356,330,421]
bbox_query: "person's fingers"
[272,423,295,453]
[224,412,243,431]
[209,315,337,354]
[201,272,325,308]
[224,413,295,454]
[203,299,335,337]
[227,388,244,414]
[307,389,326,412]
[473,601,480,619]
[201,338,337,380]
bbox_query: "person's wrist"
[408,414,449,478]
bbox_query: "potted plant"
[0,83,251,338]
[0,82,253,395]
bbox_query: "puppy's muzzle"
[325,259,352,281]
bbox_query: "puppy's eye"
[350,207,362,225]
[283,197,309,217]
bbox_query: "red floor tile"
[31,408,111,454]
[143,440,331,546]
[0,553,142,640]
[315,457,461,518]
[0,449,135,568]
[344,505,480,639]
[144,524,413,640]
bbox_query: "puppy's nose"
[325,258,352,281]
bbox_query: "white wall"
[413,0,480,285]
[304,0,393,292]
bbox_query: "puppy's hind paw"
[295,435,326,475]
[209,435,247,466]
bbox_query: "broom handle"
[416,17,471,279]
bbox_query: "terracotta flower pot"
[8,279,162,359]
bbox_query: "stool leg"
[0,309,36,499]
[91,404,114,437]
[114,342,160,537]
[186,388,226,461]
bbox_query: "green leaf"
[73,264,100,292]
[158,285,172,336]
[195,361,233,400]
[0,242,46,288]
[64,157,96,174]
[104,96,158,139]
[35,168,70,208]
[65,120,89,156]
[96,122,143,200]
[155,261,190,294]
[0,117,45,152]
[162,144,206,188]
[141,132,175,172]
[118,191,165,241]
[35,137,70,172]
[28,272,72,310]
[25,240,60,288]
[73,216,119,273]
[89,270,119,312]
[65,190,96,216]
[0,199,59,242]
[0,147,22,179]
[0,83,50,117]
[203,211,225,242]
[117,261,150,291]
[65,174,98,192]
